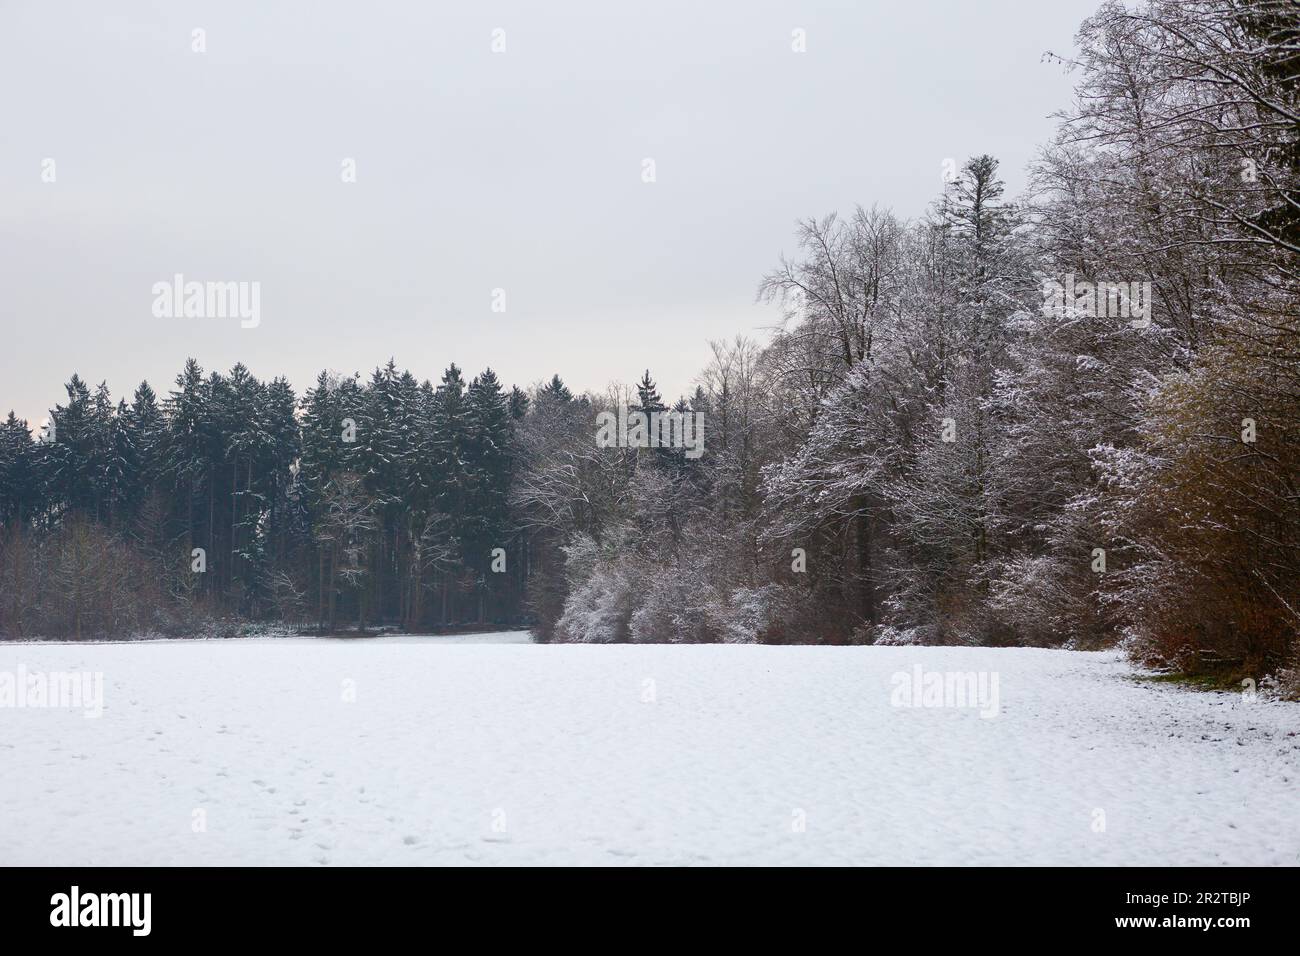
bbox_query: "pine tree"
[0,412,40,526]
[508,385,530,420]
[429,364,470,623]
[633,370,664,416]
[537,374,573,404]
[465,368,514,622]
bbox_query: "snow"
[1,637,1296,866]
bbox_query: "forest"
[1,0,1296,688]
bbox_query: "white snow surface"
[1,636,1296,866]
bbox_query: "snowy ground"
[1,635,1296,866]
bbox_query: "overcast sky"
[1,0,1102,425]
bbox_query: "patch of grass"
[1132,671,1245,692]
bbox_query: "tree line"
[0,360,536,637]
[1,0,1296,687]
[511,0,1300,685]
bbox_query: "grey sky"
[2,0,1101,425]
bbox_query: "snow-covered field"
[1,635,1296,866]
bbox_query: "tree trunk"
[855,500,877,626]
